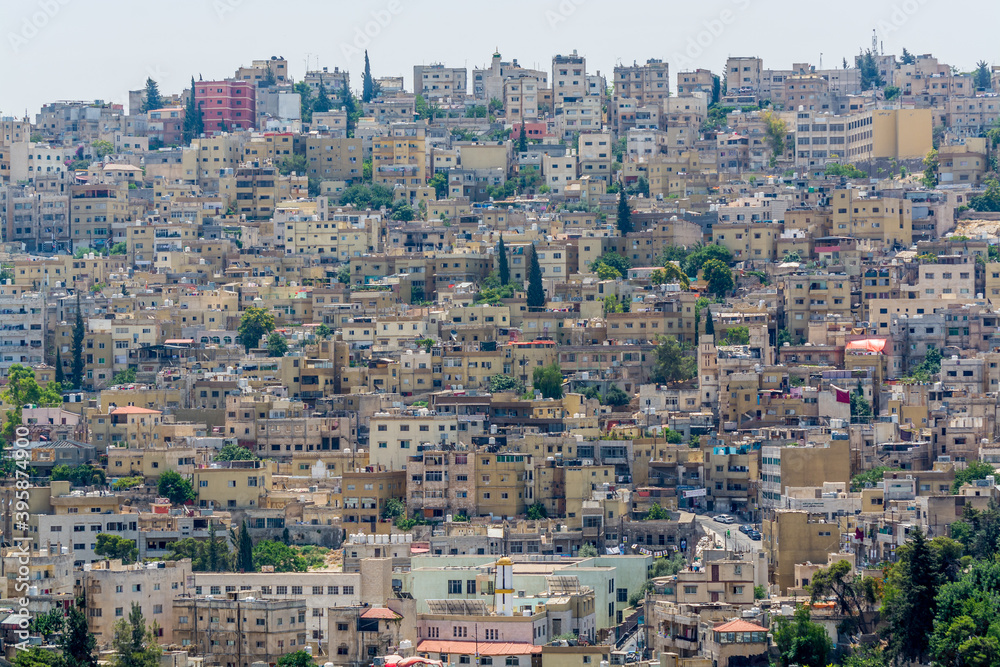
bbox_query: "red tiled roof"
[417,641,542,656]
[361,607,402,620]
[713,619,768,633]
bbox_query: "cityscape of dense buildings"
[4,39,1000,667]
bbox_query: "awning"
[846,339,886,354]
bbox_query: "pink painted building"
[194,80,256,133]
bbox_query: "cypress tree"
[61,604,97,667]
[617,191,633,235]
[314,83,332,113]
[183,76,199,143]
[72,293,84,390]
[705,310,715,337]
[497,235,510,286]
[526,244,545,311]
[55,353,65,385]
[142,77,162,113]
[518,120,528,153]
[363,50,375,103]
[237,519,254,572]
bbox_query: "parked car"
[748,530,762,541]
[713,514,735,524]
[739,524,753,534]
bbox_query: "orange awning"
[846,339,886,353]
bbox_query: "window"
[343,586,354,595]
[617,588,628,602]
[506,659,519,666]
[448,580,462,594]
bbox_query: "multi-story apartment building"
[84,558,192,647]
[193,80,256,133]
[173,593,308,665]
[69,182,130,250]
[725,57,763,95]
[553,51,588,103]
[413,64,468,99]
[0,290,45,375]
[305,136,364,182]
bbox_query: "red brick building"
[194,80,256,133]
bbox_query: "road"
[695,515,760,554]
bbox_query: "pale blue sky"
[1,0,992,117]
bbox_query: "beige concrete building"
[84,558,192,647]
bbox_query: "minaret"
[495,557,514,616]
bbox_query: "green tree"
[72,293,84,389]
[362,50,375,103]
[527,502,547,520]
[215,443,257,461]
[12,648,61,667]
[141,77,162,113]
[596,264,622,281]
[381,497,405,521]
[95,534,138,564]
[526,244,545,310]
[51,464,105,487]
[266,332,288,357]
[970,177,1000,212]
[901,48,916,65]
[61,604,98,667]
[762,109,788,165]
[253,540,308,572]
[113,368,137,385]
[975,60,992,90]
[313,83,332,113]
[532,363,563,399]
[705,310,715,337]
[754,585,767,600]
[518,120,528,153]
[683,244,733,277]
[237,518,254,572]
[182,77,204,143]
[883,527,943,664]
[824,162,867,179]
[91,140,114,160]
[592,252,632,277]
[428,172,448,199]
[850,466,901,492]
[602,386,631,407]
[808,559,880,634]
[773,606,831,667]
[30,607,65,640]
[922,149,940,188]
[315,323,333,339]
[650,337,696,385]
[858,49,885,91]
[238,306,276,352]
[616,192,633,235]
[952,461,997,493]
[578,543,598,557]
[489,375,524,394]
[2,364,63,442]
[294,81,313,124]
[339,183,396,210]
[277,650,315,667]
[851,384,873,419]
[701,259,734,296]
[111,603,161,667]
[157,470,196,505]
[651,263,690,290]
[930,558,1000,667]
[646,503,668,520]
[54,351,65,385]
[722,326,750,346]
[497,235,510,286]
